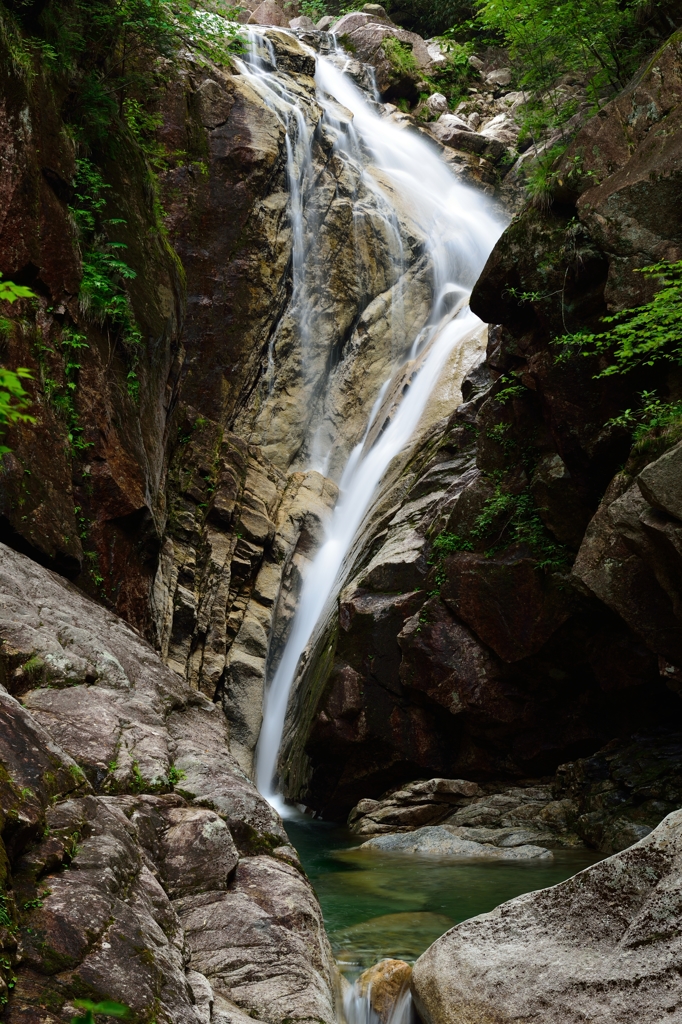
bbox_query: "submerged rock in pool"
[332,912,455,971]
[360,826,553,860]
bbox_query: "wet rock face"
[411,809,682,1024]
[0,31,184,624]
[554,733,682,853]
[573,442,682,667]
[356,959,412,1024]
[0,543,337,1024]
[285,31,682,819]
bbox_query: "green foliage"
[0,367,35,452]
[300,0,326,21]
[23,889,50,911]
[0,893,13,928]
[523,142,568,207]
[433,531,473,554]
[476,0,655,100]
[0,276,35,304]
[381,36,419,75]
[72,1000,129,1024]
[555,259,682,453]
[167,765,186,785]
[130,760,146,792]
[469,0,674,165]
[21,656,45,676]
[0,275,36,454]
[44,327,91,452]
[429,484,570,593]
[473,486,571,568]
[558,260,682,375]
[22,0,243,146]
[69,158,142,399]
[398,0,484,40]
[428,39,475,107]
[495,380,525,404]
[607,391,682,465]
[337,31,357,53]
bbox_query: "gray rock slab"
[638,440,682,521]
[360,825,553,859]
[412,809,682,1024]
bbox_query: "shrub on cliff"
[557,259,682,455]
[0,0,242,144]
[0,276,35,454]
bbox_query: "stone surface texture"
[412,809,682,1024]
[0,544,337,1024]
[360,826,553,860]
[356,958,412,1024]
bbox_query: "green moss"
[381,36,419,76]
[337,32,356,54]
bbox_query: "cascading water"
[253,37,505,810]
[344,977,415,1024]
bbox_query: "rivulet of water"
[344,976,415,1024]
[253,35,505,808]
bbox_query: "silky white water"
[344,977,415,1024]
[253,38,505,808]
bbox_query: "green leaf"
[73,999,130,1018]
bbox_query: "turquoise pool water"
[284,817,601,977]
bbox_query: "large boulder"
[333,13,434,100]
[412,809,682,1024]
[573,442,682,666]
[356,959,412,1024]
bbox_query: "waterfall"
[249,33,505,809]
[343,975,416,1024]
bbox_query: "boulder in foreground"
[412,809,682,1024]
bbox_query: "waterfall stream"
[246,31,505,809]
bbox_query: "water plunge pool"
[285,817,602,979]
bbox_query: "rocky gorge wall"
[1,4,682,1019]
[1,0,682,829]
[278,29,682,851]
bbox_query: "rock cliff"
[281,30,682,841]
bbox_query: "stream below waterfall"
[285,818,602,979]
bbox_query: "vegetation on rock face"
[430,486,570,589]
[0,276,35,455]
[557,259,682,453]
[1,0,242,142]
[476,0,674,97]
